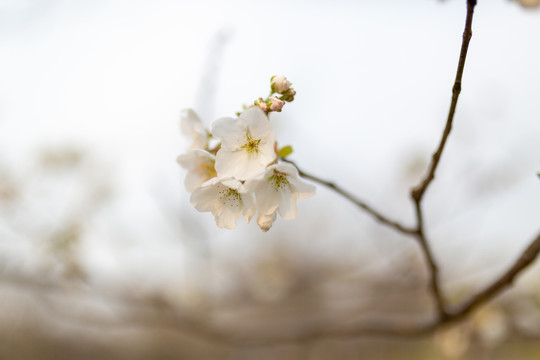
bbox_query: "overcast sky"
[0,0,539,291]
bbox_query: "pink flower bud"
[253,97,268,112]
[279,88,295,102]
[268,96,285,112]
[271,75,291,94]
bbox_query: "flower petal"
[190,185,218,212]
[215,149,253,179]
[241,192,256,223]
[289,176,316,200]
[180,109,208,149]
[242,107,271,138]
[211,117,244,146]
[253,179,281,214]
[277,187,298,220]
[213,206,240,229]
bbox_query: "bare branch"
[282,158,416,235]
[450,231,540,319]
[411,0,476,202]
[408,0,477,321]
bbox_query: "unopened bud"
[279,88,295,102]
[253,97,268,112]
[267,96,285,112]
[271,75,291,94]
[257,212,276,232]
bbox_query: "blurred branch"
[3,232,537,347]
[228,232,540,346]
[1,224,538,348]
[282,158,415,235]
[450,232,540,319]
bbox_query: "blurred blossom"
[471,305,509,348]
[514,0,540,8]
[176,149,216,192]
[180,109,210,150]
[434,325,471,359]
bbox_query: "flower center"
[218,186,242,208]
[270,170,289,191]
[196,161,216,180]
[240,131,261,154]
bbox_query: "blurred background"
[1,0,540,358]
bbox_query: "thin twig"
[282,158,416,235]
[411,0,476,202]
[450,232,540,319]
[407,0,477,321]
[413,203,448,320]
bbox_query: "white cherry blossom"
[190,177,255,229]
[181,109,209,150]
[211,107,276,180]
[245,162,315,230]
[176,149,216,192]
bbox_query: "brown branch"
[411,0,476,202]
[407,0,477,321]
[412,204,448,320]
[282,158,416,235]
[449,232,540,320]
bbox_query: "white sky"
[0,0,539,294]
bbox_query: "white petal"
[184,171,204,192]
[181,109,208,149]
[256,132,277,165]
[211,117,244,146]
[213,205,240,229]
[253,179,281,214]
[277,188,298,220]
[177,150,216,191]
[220,177,243,190]
[241,192,256,223]
[177,149,214,170]
[190,185,217,212]
[288,176,316,200]
[275,162,299,177]
[215,150,251,179]
[241,107,271,138]
[180,109,203,136]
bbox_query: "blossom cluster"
[177,76,315,231]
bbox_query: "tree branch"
[411,0,476,202]
[282,158,416,235]
[449,232,540,320]
[407,0,477,321]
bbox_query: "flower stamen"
[240,131,261,154]
[269,170,289,191]
[218,186,242,207]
